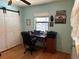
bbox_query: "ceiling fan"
[8,0,31,5]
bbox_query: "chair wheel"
[24,52,26,54]
[0,53,1,56]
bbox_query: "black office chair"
[21,31,37,55]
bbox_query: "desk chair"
[21,32,37,55]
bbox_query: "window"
[35,17,49,31]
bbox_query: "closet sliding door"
[5,11,21,49]
[0,10,6,52]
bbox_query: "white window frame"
[35,16,49,32]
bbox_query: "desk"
[33,34,46,38]
[31,33,56,53]
[31,34,46,48]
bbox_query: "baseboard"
[1,44,22,53]
[57,51,71,55]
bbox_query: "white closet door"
[5,11,21,49]
[0,10,6,52]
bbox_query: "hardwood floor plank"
[0,45,71,59]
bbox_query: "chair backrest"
[21,32,32,45]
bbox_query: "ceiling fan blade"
[8,0,12,5]
[21,0,31,5]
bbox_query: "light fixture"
[16,0,20,1]
[8,0,31,5]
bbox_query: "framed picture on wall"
[26,19,31,26]
[55,10,66,24]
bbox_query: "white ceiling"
[12,0,62,7]
[2,0,64,7]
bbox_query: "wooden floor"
[0,45,71,59]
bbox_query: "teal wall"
[20,0,74,53]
